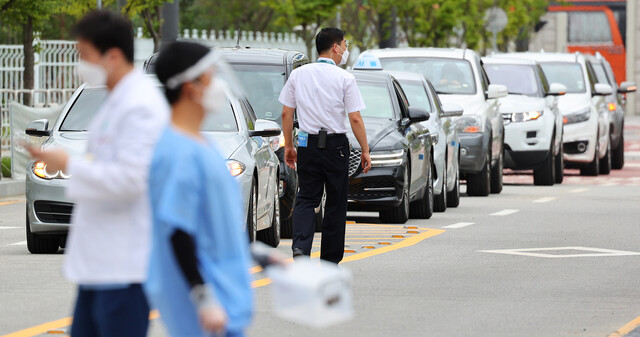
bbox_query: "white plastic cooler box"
[266,259,354,327]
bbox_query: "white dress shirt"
[64,69,169,284]
[278,57,365,134]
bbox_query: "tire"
[533,140,556,186]
[555,141,564,184]
[490,149,503,194]
[612,131,624,170]
[446,162,461,208]
[599,139,612,175]
[26,208,59,254]
[580,136,599,176]
[380,164,411,223]
[314,189,326,232]
[409,163,434,219]
[257,185,281,247]
[246,177,258,243]
[467,150,491,197]
[433,164,447,212]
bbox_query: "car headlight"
[455,115,483,133]
[563,109,590,125]
[370,149,404,167]
[32,161,70,179]
[270,132,286,152]
[511,111,542,123]
[226,160,246,177]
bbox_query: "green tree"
[122,0,169,52]
[265,0,345,59]
[180,0,278,34]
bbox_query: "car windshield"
[379,57,476,95]
[540,62,586,93]
[356,80,395,119]
[230,64,285,124]
[485,64,541,97]
[397,80,432,113]
[60,87,238,132]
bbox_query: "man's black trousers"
[293,134,350,264]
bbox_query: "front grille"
[34,201,74,224]
[349,180,397,200]
[349,149,362,177]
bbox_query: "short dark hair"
[73,10,134,64]
[154,41,210,105]
[316,28,345,55]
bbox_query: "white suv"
[482,56,566,185]
[366,48,507,196]
[502,52,613,176]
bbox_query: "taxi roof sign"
[353,52,383,70]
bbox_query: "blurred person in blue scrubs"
[146,42,253,337]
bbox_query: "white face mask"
[201,77,228,116]
[77,60,107,86]
[337,45,350,66]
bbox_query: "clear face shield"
[165,50,246,114]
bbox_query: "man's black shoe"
[292,248,305,258]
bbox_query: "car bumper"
[347,164,405,212]
[563,118,597,164]
[26,172,72,235]
[458,132,489,174]
[503,117,554,169]
[504,148,550,170]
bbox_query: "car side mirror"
[547,83,567,96]
[593,83,613,96]
[25,119,51,137]
[249,119,282,137]
[486,84,508,99]
[618,81,637,93]
[407,107,430,123]
[441,103,464,117]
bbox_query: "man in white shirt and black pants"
[279,28,371,264]
[29,10,169,336]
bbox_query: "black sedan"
[347,71,435,224]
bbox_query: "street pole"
[379,6,397,48]
[626,0,636,115]
[97,0,102,9]
[161,0,179,49]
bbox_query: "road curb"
[0,179,25,198]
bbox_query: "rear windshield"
[397,80,432,113]
[485,64,542,97]
[60,87,238,132]
[357,81,395,119]
[540,62,586,93]
[380,57,477,95]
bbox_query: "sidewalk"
[0,178,25,198]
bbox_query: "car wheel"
[246,177,258,243]
[434,163,447,212]
[447,163,461,208]
[490,148,503,194]
[314,189,326,232]
[409,163,434,219]
[611,130,624,170]
[555,140,564,184]
[534,138,556,186]
[26,207,59,254]
[580,135,600,176]
[599,138,612,175]
[380,164,411,223]
[257,184,280,247]
[467,150,491,197]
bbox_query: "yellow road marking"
[2,226,442,337]
[608,315,640,337]
[0,200,25,207]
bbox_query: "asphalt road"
[1,121,640,337]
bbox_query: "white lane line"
[532,197,557,203]
[569,188,589,193]
[600,183,619,187]
[490,209,520,216]
[625,163,640,168]
[0,226,20,230]
[442,222,475,229]
[8,241,26,246]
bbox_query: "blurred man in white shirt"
[28,10,169,336]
